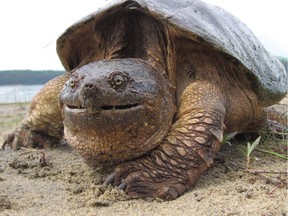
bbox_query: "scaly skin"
[105,82,225,200]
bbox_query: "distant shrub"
[276,56,288,72]
[0,70,64,85]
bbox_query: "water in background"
[0,85,43,103]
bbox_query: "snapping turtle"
[3,0,287,200]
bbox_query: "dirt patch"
[0,103,287,216]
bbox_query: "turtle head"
[60,58,175,167]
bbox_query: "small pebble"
[0,195,11,211]
[245,192,253,199]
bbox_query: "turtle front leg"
[105,82,226,200]
[2,75,68,150]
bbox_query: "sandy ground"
[0,101,287,216]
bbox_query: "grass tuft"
[238,136,262,169]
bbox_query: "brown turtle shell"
[57,0,287,106]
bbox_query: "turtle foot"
[104,157,190,201]
[2,124,59,150]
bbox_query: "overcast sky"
[0,0,287,70]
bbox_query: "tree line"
[0,56,286,86]
[0,70,64,85]
[276,56,288,72]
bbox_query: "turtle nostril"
[84,83,94,89]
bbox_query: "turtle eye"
[112,75,124,86]
[109,72,128,91]
[69,80,76,88]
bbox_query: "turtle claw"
[2,129,21,150]
[104,171,127,190]
[2,125,60,151]
[103,172,116,185]
[106,159,187,200]
[117,181,127,190]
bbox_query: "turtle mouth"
[99,104,140,110]
[65,103,141,113]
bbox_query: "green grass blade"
[247,136,261,157]
[258,149,288,160]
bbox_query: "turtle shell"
[57,0,287,106]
